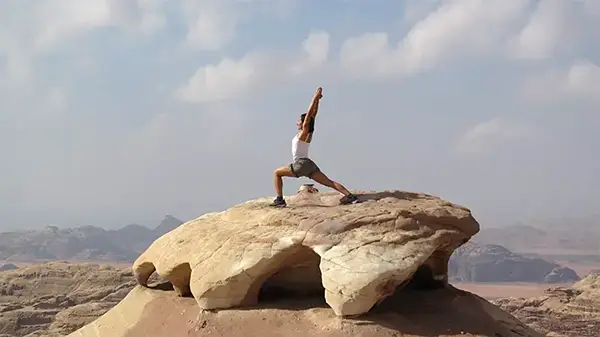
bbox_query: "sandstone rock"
[68,284,543,337]
[297,184,319,194]
[133,190,480,316]
[44,302,116,335]
[494,272,600,337]
[0,262,141,337]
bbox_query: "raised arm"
[303,87,322,129]
[297,88,322,142]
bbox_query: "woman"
[270,87,359,207]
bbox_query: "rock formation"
[133,190,480,316]
[449,242,581,283]
[494,272,600,337]
[0,262,141,337]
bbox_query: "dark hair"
[300,113,315,132]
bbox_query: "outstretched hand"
[315,87,323,99]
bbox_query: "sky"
[1,0,599,231]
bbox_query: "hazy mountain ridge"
[0,215,184,263]
[475,218,600,255]
[449,242,580,283]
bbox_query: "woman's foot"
[269,196,287,207]
[339,193,359,205]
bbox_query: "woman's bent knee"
[275,166,293,178]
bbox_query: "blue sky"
[1,0,599,230]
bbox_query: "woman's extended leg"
[310,171,350,195]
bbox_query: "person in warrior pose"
[270,87,359,207]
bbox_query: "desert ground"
[455,261,599,300]
[453,282,572,299]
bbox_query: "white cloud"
[339,32,394,77]
[289,31,330,75]
[107,0,168,36]
[182,0,295,51]
[508,0,586,59]
[340,0,529,78]
[175,55,257,103]
[31,0,168,50]
[31,0,112,52]
[176,31,330,103]
[0,0,168,85]
[565,61,600,99]
[454,117,532,155]
[523,60,600,106]
[339,0,599,78]
[183,0,238,51]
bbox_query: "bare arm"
[302,87,322,129]
[298,88,322,141]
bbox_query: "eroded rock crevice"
[257,247,324,303]
[166,263,192,297]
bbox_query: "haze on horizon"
[1,0,599,231]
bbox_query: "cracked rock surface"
[132,190,480,316]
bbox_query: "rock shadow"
[355,190,434,203]
[347,284,535,337]
[147,281,175,292]
[137,262,193,297]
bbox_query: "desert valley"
[1,190,598,337]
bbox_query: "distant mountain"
[449,242,580,283]
[0,215,184,263]
[154,214,184,236]
[475,219,600,255]
[0,263,18,271]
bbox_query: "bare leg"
[273,165,295,197]
[310,171,351,196]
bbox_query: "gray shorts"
[290,158,320,178]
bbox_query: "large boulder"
[132,190,480,316]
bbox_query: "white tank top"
[292,134,310,161]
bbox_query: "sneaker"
[269,196,287,207]
[340,193,359,205]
